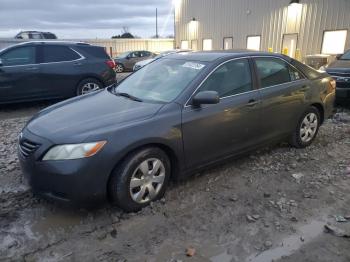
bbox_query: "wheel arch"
[77,75,105,88]
[310,103,325,124]
[106,142,181,196]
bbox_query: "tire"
[108,147,171,212]
[115,63,124,73]
[290,106,321,148]
[76,78,103,96]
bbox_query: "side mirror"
[0,58,3,66]
[192,91,220,107]
[336,54,343,60]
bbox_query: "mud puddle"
[246,220,327,262]
[31,210,86,236]
[153,244,233,262]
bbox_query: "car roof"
[9,41,91,48]
[167,50,290,62]
[18,31,54,34]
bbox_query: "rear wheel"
[290,106,320,148]
[108,147,171,212]
[115,64,124,73]
[76,78,103,96]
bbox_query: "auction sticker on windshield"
[182,62,205,70]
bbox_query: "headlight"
[43,141,106,161]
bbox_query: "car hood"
[26,90,164,142]
[326,59,350,72]
[135,59,154,67]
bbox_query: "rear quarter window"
[77,46,110,59]
[291,60,323,80]
[41,45,81,63]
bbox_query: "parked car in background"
[15,31,57,40]
[114,51,156,73]
[320,50,350,103]
[18,51,335,212]
[0,41,116,104]
[133,49,191,71]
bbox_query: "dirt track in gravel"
[1,91,350,261]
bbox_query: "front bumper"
[336,87,350,101]
[18,129,110,206]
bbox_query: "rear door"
[37,45,83,98]
[252,56,308,141]
[182,58,262,169]
[0,45,40,103]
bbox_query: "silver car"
[133,49,191,71]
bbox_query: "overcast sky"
[0,0,175,39]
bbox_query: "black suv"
[0,42,116,104]
[324,50,350,103]
[15,31,57,40]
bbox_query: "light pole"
[172,0,180,48]
[156,8,159,38]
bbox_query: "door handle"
[246,99,259,107]
[73,62,83,66]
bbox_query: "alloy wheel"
[129,158,166,204]
[300,112,318,143]
[81,82,100,95]
[115,64,124,73]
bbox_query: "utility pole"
[173,4,176,48]
[156,8,159,38]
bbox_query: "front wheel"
[290,106,321,148]
[108,147,171,212]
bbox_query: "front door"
[0,45,40,103]
[182,58,262,169]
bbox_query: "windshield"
[115,58,207,103]
[340,50,350,60]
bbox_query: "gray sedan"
[114,50,156,72]
[18,51,335,212]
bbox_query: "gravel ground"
[1,86,350,261]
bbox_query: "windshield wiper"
[114,92,143,102]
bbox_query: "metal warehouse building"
[174,0,350,63]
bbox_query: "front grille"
[328,72,350,88]
[328,72,350,78]
[336,82,350,88]
[19,139,40,157]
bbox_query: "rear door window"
[0,46,36,66]
[199,58,253,98]
[289,65,304,81]
[254,58,292,88]
[29,33,42,39]
[130,52,140,58]
[41,45,81,63]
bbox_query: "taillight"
[105,60,116,69]
[329,79,336,91]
